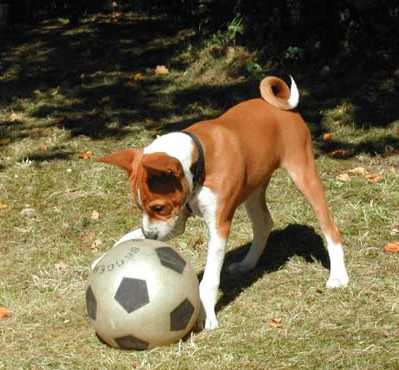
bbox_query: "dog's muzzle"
[141,228,158,240]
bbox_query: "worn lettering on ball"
[93,247,140,274]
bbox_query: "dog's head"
[98,149,191,240]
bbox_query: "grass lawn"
[1,12,399,370]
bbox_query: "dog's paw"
[204,315,219,330]
[326,271,349,288]
[227,261,253,275]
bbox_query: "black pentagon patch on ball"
[114,278,149,313]
[115,335,149,350]
[170,298,195,331]
[86,286,97,320]
[155,247,186,274]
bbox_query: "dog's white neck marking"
[144,133,195,190]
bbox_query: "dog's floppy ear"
[142,152,184,179]
[97,149,139,174]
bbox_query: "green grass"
[1,11,399,370]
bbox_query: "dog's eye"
[151,204,165,213]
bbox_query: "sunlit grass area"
[1,11,399,370]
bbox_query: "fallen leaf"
[365,173,381,183]
[0,138,11,145]
[38,143,49,152]
[131,361,140,369]
[91,239,103,250]
[131,72,145,81]
[330,149,348,158]
[8,112,22,122]
[322,132,333,141]
[0,307,12,320]
[348,167,368,176]
[20,207,36,217]
[51,87,60,96]
[79,151,94,160]
[383,241,399,254]
[336,173,351,182]
[0,202,8,209]
[29,128,45,139]
[112,11,123,20]
[54,116,66,126]
[91,210,100,220]
[80,230,96,243]
[55,262,68,273]
[391,224,399,235]
[269,318,282,328]
[154,65,169,75]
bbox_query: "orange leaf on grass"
[269,318,282,328]
[383,241,399,254]
[322,132,333,141]
[79,151,94,160]
[0,202,8,209]
[0,307,12,320]
[365,173,381,183]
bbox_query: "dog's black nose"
[143,230,158,240]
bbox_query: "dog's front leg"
[197,188,231,330]
[200,226,229,330]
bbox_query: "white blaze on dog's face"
[97,133,195,241]
[136,152,191,240]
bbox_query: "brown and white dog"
[97,76,349,330]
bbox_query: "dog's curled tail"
[259,75,299,110]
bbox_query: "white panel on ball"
[86,239,200,350]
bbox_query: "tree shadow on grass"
[0,119,29,144]
[0,13,197,142]
[153,78,399,159]
[24,148,75,163]
[5,142,74,165]
[1,11,398,160]
[198,224,329,316]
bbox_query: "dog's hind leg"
[229,184,273,274]
[283,142,349,288]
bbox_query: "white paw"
[326,271,349,288]
[227,261,253,275]
[204,315,219,330]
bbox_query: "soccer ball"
[86,239,200,350]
